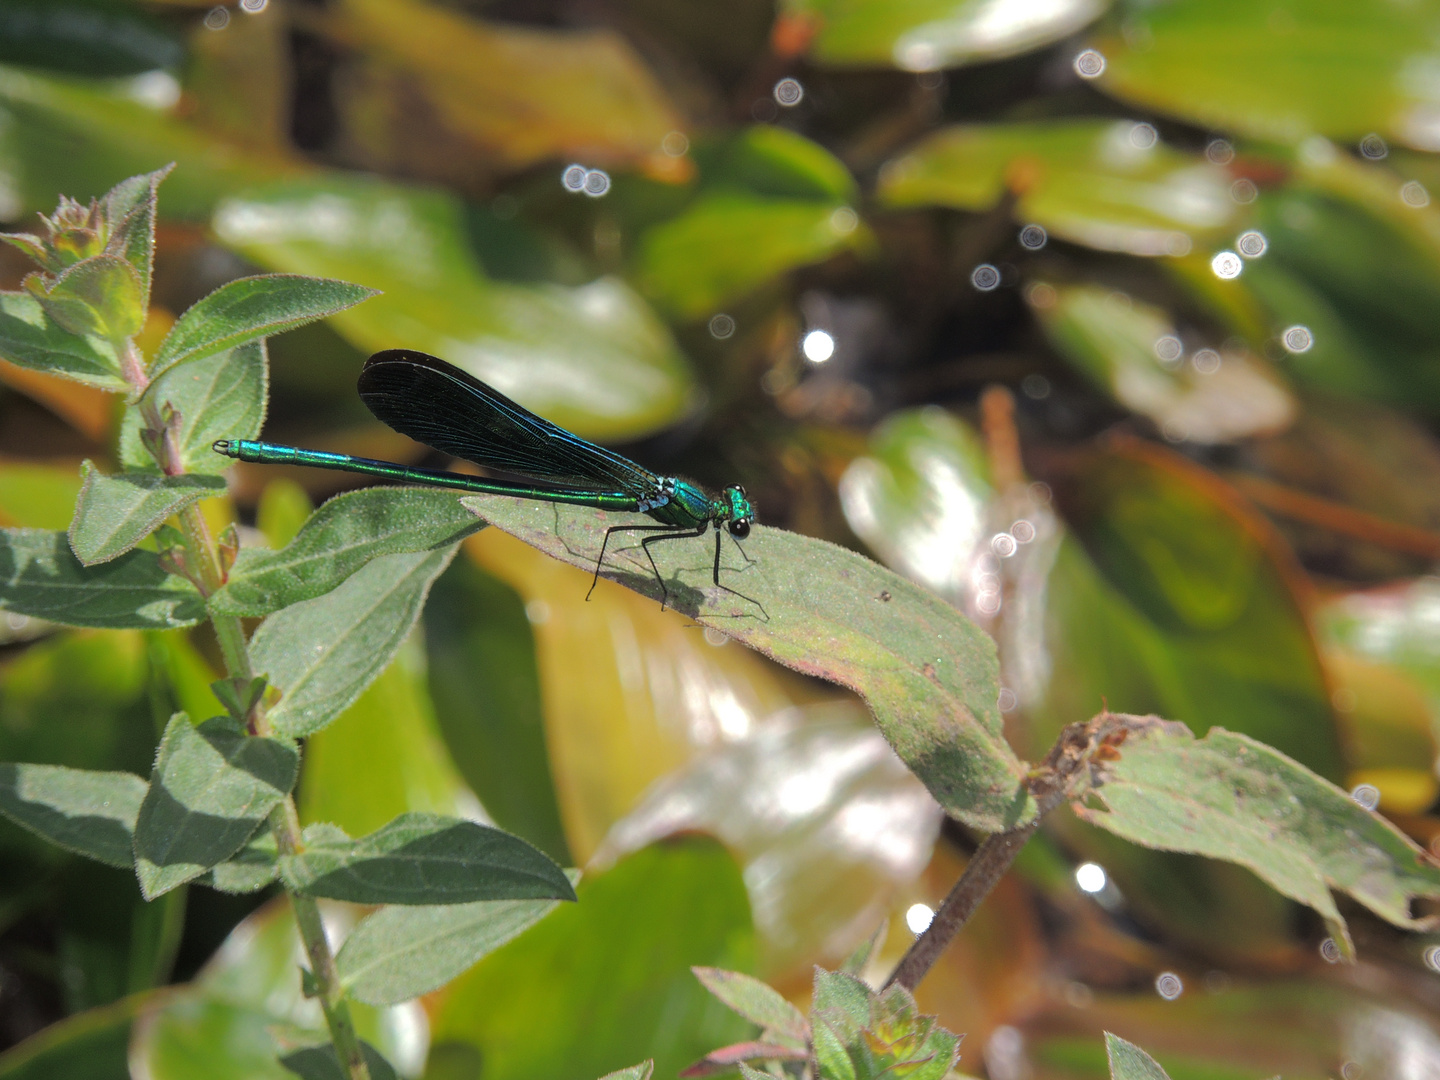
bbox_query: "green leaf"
[812,1019,857,1080]
[700,125,859,204]
[336,870,581,1005]
[1072,715,1440,953]
[432,837,755,1080]
[1092,0,1440,149]
[1105,1033,1172,1080]
[102,165,171,310]
[0,3,182,77]
[462,496,1027,832]
[68,464,226,566]
[877,120,1235,255]
[0,288,125,390]
[151,274,375,379]
[211,489,482,617]
[787,0,1106,69]
[133,713,299,899]
[120,341,269,476]
[197,831,279,894]
[0,528,204,629]
[1028,283,1294,444]
[280,812,576,906]
[599,1065,654,1080]
[0,763,146,868]
[1057,443,1347,781]
[31,253,144,345]
[423,556,570,862]
[212,174,695,441]
[278,1042,397,1080]
[637,194,869,318]
[692,968,808,1040]
[249,546,458,737]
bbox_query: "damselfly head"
[723,485,753,537]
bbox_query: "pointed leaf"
[692,967,808,1040]
[211,489,483,617]
[120,340,268,475]
[151,273,376,377]
[0,762,146,868]
[68,463,226,565]
[1072,715,1440,953]
[280,811,576,906]
[35,253,145,344]
[0,288,125,389]
[811,968,873,1040]
[249,545,458,737]
[0,527,204,629]
[1105,1033,1173,1080]
[279,1041,398,1080]
[601,1065,654,1080]
[133,713,299,899]
[463,496,1027,832]
[336,870,581,1004]
[103,164,171,309]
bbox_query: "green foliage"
[278,812,576,905]
[247,547,457,737]
[0,528,204,629]
[1071,715,1440,954]
[2,0,1440,1063]
[0,763,146,868]
[464,494,1028,832]
[687,965,961,1080]
[70,465,226,565]
[1104,1033,1172,1080]
[151,275,377,379]
[335,870,581,1005]
[133,713,299,899]
[211,488,483,617]
[432,837,756,1080]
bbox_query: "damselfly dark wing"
[358,349,661,493]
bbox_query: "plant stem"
[176,503,252,680]
[882,714,1120,992]
[269,801,373,1080]
[883,822,1037,991]
[165,441,365,1078]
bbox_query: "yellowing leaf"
[340,0,683,170]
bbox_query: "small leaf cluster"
[686,943,962,1080]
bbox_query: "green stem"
[122,338,368,1080]
[269,801,373,1080]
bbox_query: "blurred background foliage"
[1,0,1440,1078]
